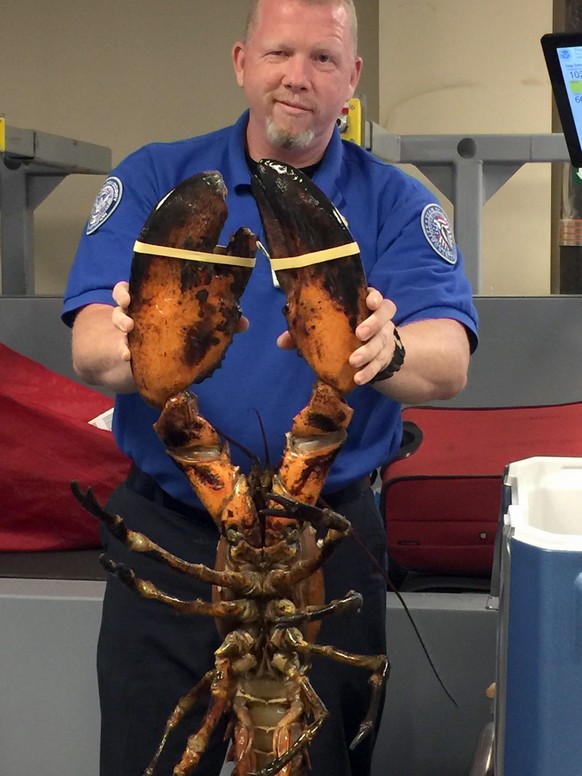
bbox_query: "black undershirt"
[246,152,322,179]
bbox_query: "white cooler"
[495,456,582,776]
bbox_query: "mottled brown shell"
[128,172,256,408]
[252,160,369,395]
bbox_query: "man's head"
[244,0,359,55]
[233,0,362,166]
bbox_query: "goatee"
[266,119,315,150]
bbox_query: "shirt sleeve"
[62,146,165,326]
[364,167,478,351]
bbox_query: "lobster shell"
[251,160,369,396]
[128,171,256,408]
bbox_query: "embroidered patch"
[421,204,457,265]
[86,177,123,235]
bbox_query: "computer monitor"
[542,32,582,167]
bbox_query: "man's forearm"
[372,318,471,404]
[72,304,135,394]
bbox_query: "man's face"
[232,0,362,164]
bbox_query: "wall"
[379,0,555,294]
[1,1,556,296]
[0,0,378,295]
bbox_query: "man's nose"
[282,55,310,89]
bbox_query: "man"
[64,1,477,774]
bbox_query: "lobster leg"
[283,631,390,750]
[174,629,259,776]
[100,557,257,621]
[261,493,353,589]
[143,670,215,776]
[71,482,252,592]
[261,492,351,534]
[231,696,257,775]
[273,589,363,628]
[271,700,304,776]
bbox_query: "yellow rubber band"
[133,240,256,268]
[268,241,360,271]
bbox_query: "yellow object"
[268,241,360,270]
[0,116,5,152]
[133,240,256,268]
[338,98,363,146]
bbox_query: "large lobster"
[74,160,389,776]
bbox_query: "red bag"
[0,343,130,551]
[381,403,582,575]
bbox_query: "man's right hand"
[71,284,136,394]
[112,280,134,364]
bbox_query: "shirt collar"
[230,110,345,208]
[311,124,343,207]
[229,111,255,191]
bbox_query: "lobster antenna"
[211,411,272,470]
[211,421,261,468]
[253,408,272,470]
[347,525,459,708]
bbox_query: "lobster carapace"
[74,162,389,776]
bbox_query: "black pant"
[97,472,388,776]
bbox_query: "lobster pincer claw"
[261,492,351,534]
[127,171,258,409]
[274,589,363,628]
[99,555,137,586]
[252,159,370,396]
[71,481,130,543]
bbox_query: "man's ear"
[232,41,246,88]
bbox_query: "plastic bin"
[495,456,582,776]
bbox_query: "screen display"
[556,45,582,146]
[542,32,582,167]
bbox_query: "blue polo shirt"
[63,111,478,504]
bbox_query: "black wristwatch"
[370,328,405,383]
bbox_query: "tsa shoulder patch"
[421,203,457,265]
[86,176,123,235]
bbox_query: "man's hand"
[276,287,399,385]
[111,281,133,363]
[276,286,471,403]
[350,288,398,386]
[111,279,250,361]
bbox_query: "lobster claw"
[260,492,351,535]
[251,160,369,396]
[128,171,257,409]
